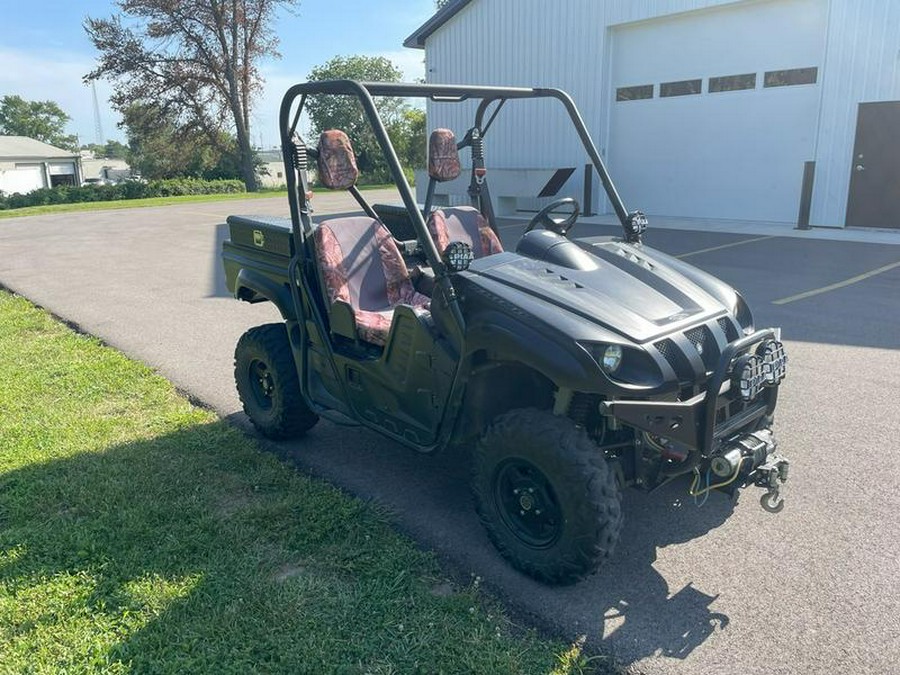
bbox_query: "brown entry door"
[846,101,900,228]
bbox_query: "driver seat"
[312,130,430,347]
[425,129,503,259]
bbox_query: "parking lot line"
[772,260,900,305]
[676,235,776,259]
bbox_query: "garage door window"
[616,84,653,101]
[660,79,702,97]
[764,67,818,88]
[709,73,756,93]
[50,174,76,187]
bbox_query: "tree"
[121,102,241,180]
[102,140,130,159]
[81,140,130,159]
[306,55,421,183]
[84,0,297,191]
[389,108,426,171]
[0,96,78,150]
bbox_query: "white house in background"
[80,154,132,184]
[405,0,900,229]
[257,149,288,189]
[256,149,316,188]
[0,136,82,195]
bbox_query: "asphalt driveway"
[2,193,899,674]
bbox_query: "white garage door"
[0,165,44,195]
[607,0,827,222]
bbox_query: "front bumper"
[601,328,785,457]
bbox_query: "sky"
[0,0,435,148]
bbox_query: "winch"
[691,429,789,512]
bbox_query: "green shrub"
[0,179,246,210]
[143,178,246,197]
[121,180,151,200]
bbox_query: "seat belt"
[466,127,498,231]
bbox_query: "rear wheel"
[472,408,623,585]
[234,324,318,439]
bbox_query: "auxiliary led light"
[733,353,765,401]
[442,241,474,272]
[601,345,623,373]
[758,339,787,385]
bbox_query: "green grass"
[0,192,285,219]
[0,293,606,674]
[0,184,396,220]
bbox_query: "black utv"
[221,81,789,584]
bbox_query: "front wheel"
[472,409,623,585]
[234,323,319,439]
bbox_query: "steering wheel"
[523,197,581,236]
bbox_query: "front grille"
[685,325,718,369]
[655,337,678,362]
[655,320,728,380]
[718,317,739,341]
[654,337,692,381]
[685,326,707,349]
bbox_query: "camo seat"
[424,128,503,259]
[313,130,430,346]
[427,207,503,259]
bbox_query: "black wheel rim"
[248,358,275,411]
[492,459,562,549]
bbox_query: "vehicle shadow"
[229,411,736,667]
[0,408,733,671]
[581,484,733,661]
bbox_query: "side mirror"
[442,241,474,272]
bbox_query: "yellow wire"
[689,456,745,496]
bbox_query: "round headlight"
[602,345,623,373]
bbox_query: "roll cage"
[277,80,647,353]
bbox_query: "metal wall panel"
[811,0,900,225]
[425,0,758,211]
[422,0,900,226]
[607,0,827,222]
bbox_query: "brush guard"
[603,328,790,512]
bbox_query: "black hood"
[470,241,737,343]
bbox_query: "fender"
[234,268,296,321]
[465,309,597,390]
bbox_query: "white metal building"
[0,137,83,195]
[81,155,132,184]
[405,0,900,229]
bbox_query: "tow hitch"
[692,429,789,512]
[756,453,790,513]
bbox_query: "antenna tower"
[91,82,104,145]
